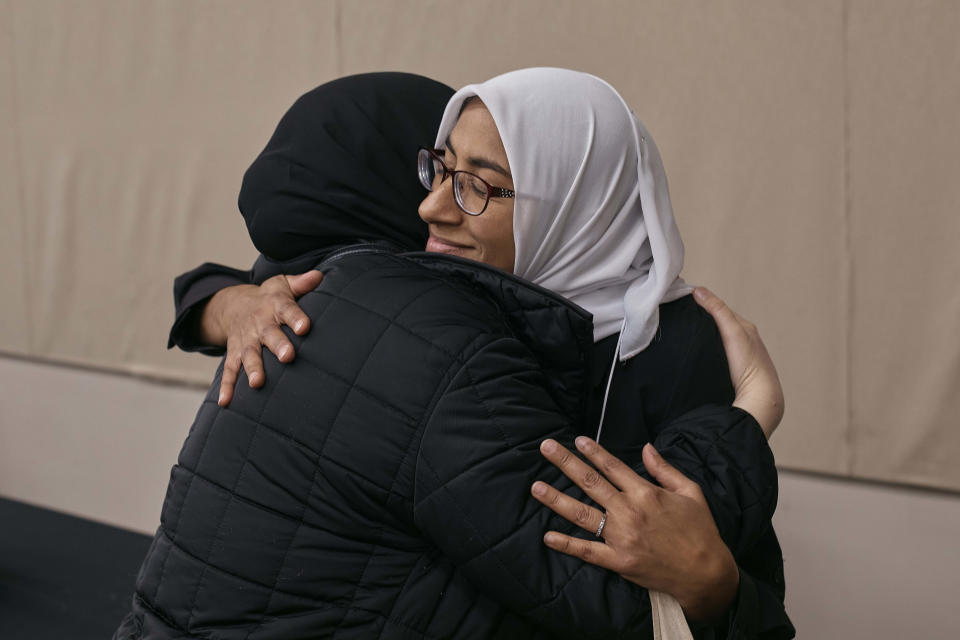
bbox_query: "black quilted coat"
[117,245,782,640]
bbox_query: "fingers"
[241,342,265,389]
[531,480,605,535]
[692,286,729,318]
[218,330,274,407]
[541,530,618,571]
[261,326,296,363]
[271,272,314,339]
[285,270,324,298]
[218,348,240,407]
[214,273,321,408]
[641,444,704,503]
[276,297,311,337]
[539,439,622,507]
[572,436,655,494]
[693,287,749,355]
[218,340,266,406]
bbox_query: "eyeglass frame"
[418,147,515,216]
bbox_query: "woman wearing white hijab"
[417,67,789,638]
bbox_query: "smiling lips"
[426,235,472,255]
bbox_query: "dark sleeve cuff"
[168,262,252,355]
[723,569,795,640]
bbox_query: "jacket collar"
[405,252,594,425]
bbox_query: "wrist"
[678,546,739,623]
[198,286,243,347]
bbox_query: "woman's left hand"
[531,437,739,622]
[693,287,784,438]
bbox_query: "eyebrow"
[445,135,513,180]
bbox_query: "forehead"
[449,102,506,154]
[447,100,512,180]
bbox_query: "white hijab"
[435,68,693,361]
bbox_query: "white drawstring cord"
[594,323,625,444]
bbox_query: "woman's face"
[418,100,516,272]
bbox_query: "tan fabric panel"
[1,0,30,352]
[2,1,958,489]
[339,0,849,474]
[3,0,339,382]
[846,1,960,489]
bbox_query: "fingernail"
[279,345,290,360]
[575,436,593,451]
[694,287,708,302]
[541,439,557,454]
[544,532,558,545]
[294,320,305,333]
[532,481,547,496]
[647,443,661,459]
[218,392,226,406]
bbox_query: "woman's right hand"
[532,437,740,622]
[693,286,784,438]
[200,270,324,406]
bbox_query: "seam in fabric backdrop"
[841,0,856,478]
[5,0,33,353]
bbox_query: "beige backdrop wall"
[2,0,958,491]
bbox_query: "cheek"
[504,230,516,271]
[476,214,515,269]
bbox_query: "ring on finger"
[595,512,607,538]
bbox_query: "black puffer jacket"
[119,246,778,640]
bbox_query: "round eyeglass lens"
[453,173,488,215]
[418,149,438,190]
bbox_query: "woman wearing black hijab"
[169,72,449,370]
[153,72,791,638]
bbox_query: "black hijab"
[239,72,455,263]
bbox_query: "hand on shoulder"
[203,270,324,406]
[693,287,784,438]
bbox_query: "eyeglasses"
[417,147,515,216]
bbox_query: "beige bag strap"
[650,590,694,640]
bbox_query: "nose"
[418,178,462,227]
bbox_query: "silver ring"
[595,513,607,538]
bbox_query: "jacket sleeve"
[651,409,795,639]
[168,262,253,355]
[721,569,796,640]
[649,406,776,558]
